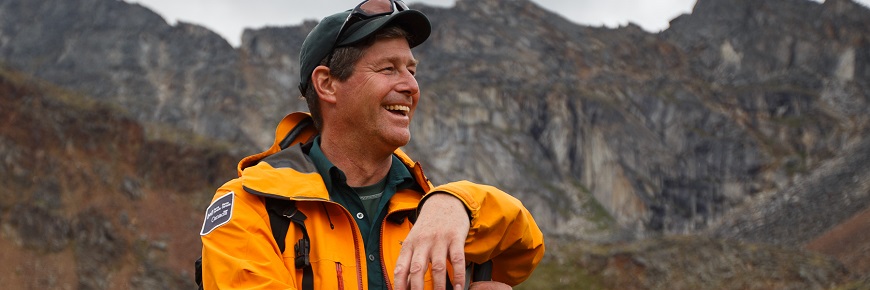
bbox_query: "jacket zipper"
[381,217,391,290]
[382,209,416,290]
[336,262,345,290]
[336,203,366,290]
[297,199,364,290]
[263,196,407,289]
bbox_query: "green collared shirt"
[307,136,415,290]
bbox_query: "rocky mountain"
[0,0,268,151]
[0,0,868,288]
[0,67,238,289]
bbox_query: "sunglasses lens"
[357,0,395,16]
[329,0,406,65]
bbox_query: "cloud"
[530,0,696,31]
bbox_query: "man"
[199,0,544,289]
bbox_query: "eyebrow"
[384,56,418,66]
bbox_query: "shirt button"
[368,254,375,261]
[356,212,364,219]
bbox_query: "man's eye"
[380,67,395,72]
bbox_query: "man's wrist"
[419,191,471,220]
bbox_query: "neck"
[319,133,394,187]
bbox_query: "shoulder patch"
[200,191,234,236]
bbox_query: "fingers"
[395,193,471,289]
[429,243,448,290]
[449,249,466,290]
[394,245,413,290]
[398,236,465,290]
[393,241,432,290]
[396,248,460,290]
[408,255,428,290]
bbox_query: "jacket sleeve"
[200,184,296,290]
[424,180,545,286]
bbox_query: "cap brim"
[337,10,431,48]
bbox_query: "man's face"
[331,36,419,149]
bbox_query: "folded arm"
[393,181,545,289]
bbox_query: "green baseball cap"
[298,6,431,94]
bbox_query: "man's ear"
[312,66,337,104]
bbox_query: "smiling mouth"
[384,105,410,116]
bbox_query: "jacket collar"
[236,112,318,176]
[238,112,433,200]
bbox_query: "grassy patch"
[573,181,617,231]
[516,257,608,290]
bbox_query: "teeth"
[384,105,410,112]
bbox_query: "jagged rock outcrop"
[0,0,259,152]
[0,0,868,245]
[711,136,870,246]
[236,22,318,145]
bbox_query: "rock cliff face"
[0,0,261,151]
[667,0,870,244]
[0,0,868,277]
[408,0,870,239]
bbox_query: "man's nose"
[395,69,419,96]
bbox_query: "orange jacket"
[200,112,545,289]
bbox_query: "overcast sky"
[127,0,868,47]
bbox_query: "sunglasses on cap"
[333,0,409,48]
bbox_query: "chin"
[384,132,411,148]
[394,136,411,147]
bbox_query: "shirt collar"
[307,135,414,194]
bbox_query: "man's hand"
[394,193,470,290]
